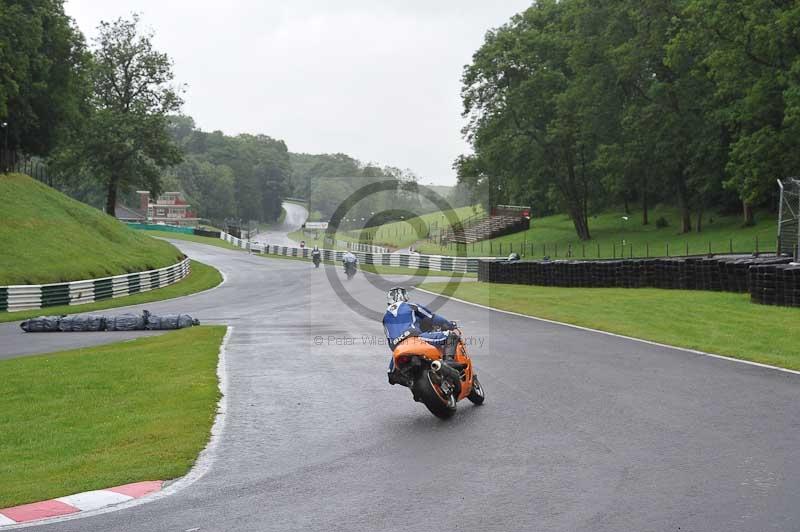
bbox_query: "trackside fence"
[0,258,190,313]
[218,231,486,274]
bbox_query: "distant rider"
[342,250,358,269]
[383,287,459,384]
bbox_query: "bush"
[655,216,669,229]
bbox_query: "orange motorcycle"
[390,326,485,418]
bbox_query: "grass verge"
[0,260,222,324]
[417,282,800,371]
[0,326,226,508]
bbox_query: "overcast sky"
[64,1,531,185]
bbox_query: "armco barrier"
[218,231,484,274]
[478,256,799,307]
[0,258,190,313]
[339,240,389,253]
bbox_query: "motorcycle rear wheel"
[414,369,456,419]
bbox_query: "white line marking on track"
[0,515,16,526]
[3,325,233,530]
[414,288,800,377]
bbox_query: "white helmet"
[387,286,409,305]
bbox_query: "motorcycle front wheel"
[414,369,456,419]
[467,374,486,405]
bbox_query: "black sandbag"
[20,315,62,332]
[144,310,199,330]
[84,314,106,331]
[57,314,106,332]
[58,315,81,331]
[107,313,146,331]
[177,314,200,328]
[160,314,180,330]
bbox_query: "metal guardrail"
[338,240,390,254]
[0,258,190,313]
[219,231,486,274]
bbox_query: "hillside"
[289,205,481,250]
[415,205,777,258]
[0,174,183,285]
[315,202,777,258]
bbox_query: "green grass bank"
[290,205,482,250]
[308,203,775,259]
[0,174,183,285]
[416,205,777,258]
[0,326,226,508]
[417,282,800,371]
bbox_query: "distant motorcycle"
[344,260,357,279]
[312,250,321,268]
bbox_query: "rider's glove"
[449,321,458,330]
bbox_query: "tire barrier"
[750,263,800,307]
[478,256,799,307]
[0,258,190,313]
[194,228,221,238]
[218,231,486,274]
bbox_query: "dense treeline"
[458,0,800,240]
[1,2,425,226]
[166,116,290,224]
[290,152,425,227]
[0,4,293,223]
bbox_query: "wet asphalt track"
[252,201,308,247]
[4,239,800,531]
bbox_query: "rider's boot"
[443,332,458,360]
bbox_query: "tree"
[74,15,183,216]
[0,0,89,167]
[458,0,764,238]
[682,0,800,225]
[461,0,625,240]
[168,120,291,223]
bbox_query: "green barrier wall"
[127,223,195,234]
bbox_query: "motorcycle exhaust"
[430,359,460,381]
[429,359,462,398]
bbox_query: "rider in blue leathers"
[383,287,458,384]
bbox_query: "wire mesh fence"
[430,238,773,260]
[778,178,800,260]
